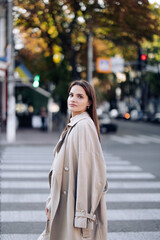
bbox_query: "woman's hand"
[45,207,50,221]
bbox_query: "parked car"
[151,112,160,123]
[98,113,118,134]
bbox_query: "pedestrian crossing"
[0,146,160,240]
[110,134,160,144]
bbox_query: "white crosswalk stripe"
[1,209,160,222]
[1,193,48,203]
[1,147,160,240]
[109,181,160,189]
[2,192,160,203]
[0,164,141,171]
[108,232,160,240]
[110,134,160,144]
[1,232,160,240]
[107,172,155,179]
[2,180,160,189]
[1,235,39,240]
[1,181,49,189]
[1,171,155,179]
[106,193,160,202]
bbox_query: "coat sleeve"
[73,120,108,230]
[45,193,51,210]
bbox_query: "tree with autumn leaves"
[14,0,160,111]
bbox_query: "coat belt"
[75,212,96,222]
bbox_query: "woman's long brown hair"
[68,80,100,141]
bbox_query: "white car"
[98,114,118,134]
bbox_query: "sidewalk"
[0,129,60,146]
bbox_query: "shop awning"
[0,57,7,81]
[15,62,33,83]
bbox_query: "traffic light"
[138,47,147,71]
[33,75,40,88]
[141,54,147,61]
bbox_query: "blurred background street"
[0,0,160,239]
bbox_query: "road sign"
[96,57,124,73]
[96,57,111,73]
[111,57,124,73]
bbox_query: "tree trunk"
[70,47,80,81]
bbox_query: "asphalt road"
[101,120,160,179]
[0,120,160,240]
[100,120,160,239]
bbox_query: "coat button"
[64,167,69,171]
[63,191,67,195]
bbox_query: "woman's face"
[68,85,90,117]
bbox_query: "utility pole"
[6,0,16,142]
[87,31,93,84]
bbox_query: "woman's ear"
[89,100,92,107]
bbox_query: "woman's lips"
[69,104,77,107]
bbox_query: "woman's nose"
[71,96,76,101]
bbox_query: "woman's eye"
[69,93,73,97]
[78,95,83,99]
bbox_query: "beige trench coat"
[47,111,108,240]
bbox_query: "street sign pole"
[87,31,93,84]
[6,0,16,142]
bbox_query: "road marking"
[1,171,154,179]
[106,193,160,202]
[1,194,48,203]
[2,193,160,203]
[107,173,155,179]
[110,136,134,144]
[1,235,39,240]
[108,209,160,220]
[106,161,131,165]
[137,134,159,144]
[109,181,160,189]
[124,135,149,144]
[0,165,51,170]
[2,181,160,189]
[1,156,52,161]
[107,166,142,171]
[1,211,46,222]
[1,160,131,166]
[0,165,141,171]
[1,159,52,163]
[1,172,48,178]
[1,233,160,240]
[1,181,49,189]
[1,161,52,165]
[2,209,160,222]
[148,135,160,144]
[1,147,160,240]
[110,134,160,144]
[108,232,160,240]
[103,154,122,161]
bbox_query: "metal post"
[6,0,16,142]
[87,31,93,84]
[47,98,53,132]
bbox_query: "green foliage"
[52,59,72,102]
[14,0,159,73]
[14,0,160,106]
[145,71,160,96]
[143,35,160,64]
[94,72,117,103]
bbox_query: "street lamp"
[6,0,16,143]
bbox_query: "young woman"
[45,80,108,240]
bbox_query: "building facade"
[0,2,7,132]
